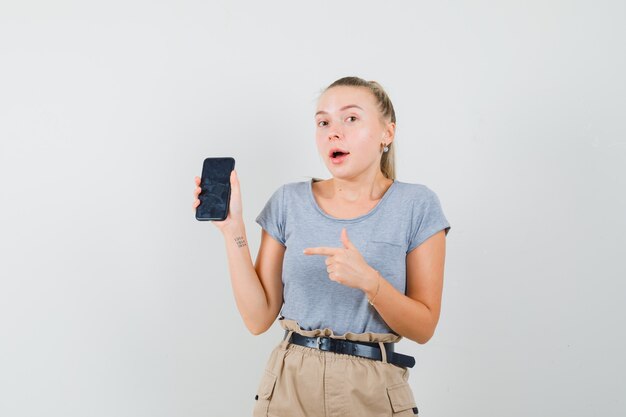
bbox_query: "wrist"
[221,221,246,238]
[363,268,381,300]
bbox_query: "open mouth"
[330,150,350,164]
[329,148,350,160]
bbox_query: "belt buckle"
[316,336,330,351]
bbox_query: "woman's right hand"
[193,169,244,232]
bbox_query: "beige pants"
[252,319,418,417]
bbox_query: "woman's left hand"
[303,228,377,293]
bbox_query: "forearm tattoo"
[234,235,247,248]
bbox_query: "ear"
[384,121,396,146]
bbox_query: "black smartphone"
[195,157,235,221]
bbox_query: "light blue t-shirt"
[255,178,451,336]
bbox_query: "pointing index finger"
[303,247,339,256]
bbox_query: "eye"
[346,116,358,122]
[317,120,328,127]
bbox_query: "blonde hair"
[322,76,397,180]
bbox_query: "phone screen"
[196,157,235,221]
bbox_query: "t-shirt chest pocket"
[363,238,407,286]
[366,238,405,258]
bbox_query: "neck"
[329,170,392,203]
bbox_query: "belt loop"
[378,342,388,363]
[281,330,294,349]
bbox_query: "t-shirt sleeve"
[255,184,286,246]
[407,187,451,253]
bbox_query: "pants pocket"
[252,369,278,417]
[386,382,418,416]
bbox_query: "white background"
[1,1,625,416]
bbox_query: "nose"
[328,127,342,141]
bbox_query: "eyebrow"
[315,105,364,117]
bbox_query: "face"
[314,86,393,179]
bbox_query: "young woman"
[193,76,451,417]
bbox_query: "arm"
[222,223,285,335]
[363,229,447,344]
